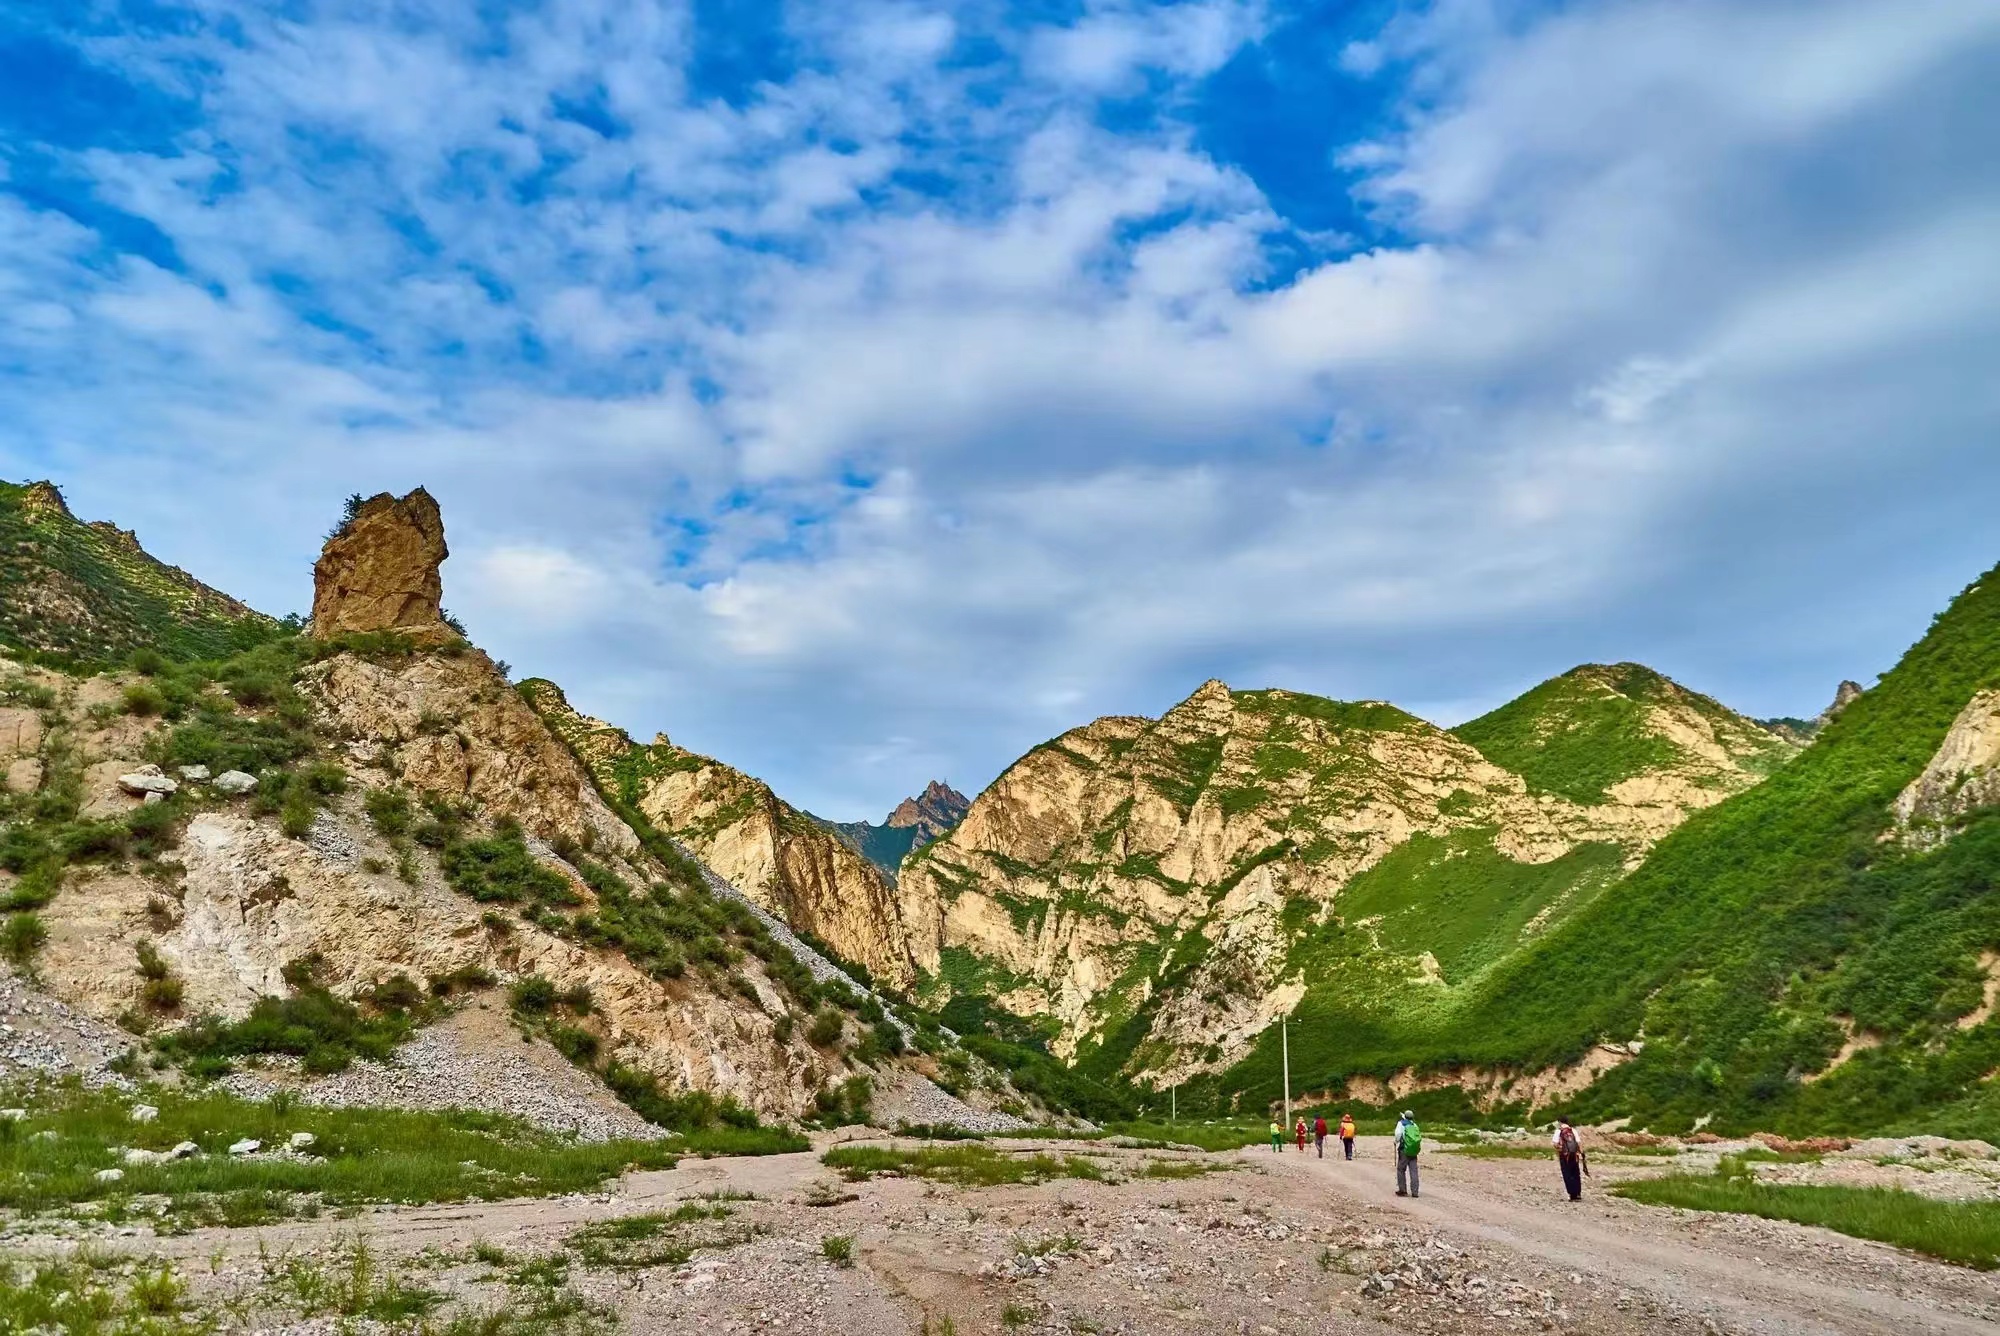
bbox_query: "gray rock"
[287,1130,316,1151]
[227,1137,262,1155]
[130,1104,159,1122]
[177,765,211,782]
[117,766,178,797]
[142,791,164,806]
[166,1141,199,1160]
[122,1147,164,1166]
[212,771,259,796]
[94,1167,124,1183]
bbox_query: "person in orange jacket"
[1338,1112,1357,1160]
[1294,1117,1307,1152]
[1312,1113,1329,1158]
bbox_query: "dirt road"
[1285,1136,2000,1336]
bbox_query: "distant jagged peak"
[1818,679,1865,726]
[885,779,971,835]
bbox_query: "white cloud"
[2,0,1997,818]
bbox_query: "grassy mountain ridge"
[1205,563,2000,1137]
[1453,662,1796,804]
[0,480,282,665]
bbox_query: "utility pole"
[1171,1082,1176,1125]
[1281,1018,1292,1143]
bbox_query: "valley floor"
[10,1134,1999,1334]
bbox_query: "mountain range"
[3,475,1997,1144]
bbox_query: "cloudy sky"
[3,1,1997,818]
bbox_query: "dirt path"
[1281,1136,2000,1336]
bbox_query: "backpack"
[1398,1121,1422,1156]
[1557,1125,1580,1159]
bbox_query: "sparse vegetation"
[821,1142,1106,1187]
[1617,1170,2000,1270]
[0,1079,678,1222]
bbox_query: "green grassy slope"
[1210,563,2000,1137]
[1453,662,1793,803]
[0,480,281,665]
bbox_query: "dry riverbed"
[10,1133,1999,1334]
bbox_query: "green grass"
[0,1254,212,1335]
[1332,827,1624,982]
[1615,1173,2000,1269]
[821,1142,1106,1187]
[0,1080,678,1220]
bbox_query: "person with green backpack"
[1393,1110,1422,1198]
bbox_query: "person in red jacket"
[1312,1114,1329,1157]
[1294,1117,1307,1152]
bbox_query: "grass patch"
[821,1142,1106,1187]
[0,1080,677,1222]
[1615,1172,2000,1269]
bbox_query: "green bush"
[1,913,46,966]
[806,1008,845,1048]
[509,975,558,1015]
[120,683,167,717]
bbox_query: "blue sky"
[3,0,1998,819]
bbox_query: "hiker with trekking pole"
[1553,1116,1589,1201]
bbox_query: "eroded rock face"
[1893,688,2000,849]
[523,680,923,988]
[901,672,1793,1084]
[310,489,452,641]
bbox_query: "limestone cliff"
[522,682,923,989]
[900,669,1798,1086]
[1893,687,2000,849]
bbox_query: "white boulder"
[177,765,212,782]
[287,1131,317,1151]
[167,1141,200,1160]
[94,1168,124,1183]
[227,1138,261,1156]
[212,770,259,796]
[130,1104,159,1123]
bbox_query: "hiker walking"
[1552,1116,1589,1201]
[1338,1112,1356,1160]
[1269,1119,1282,1153]
[1294,1117,1308,1152]
[1393,1110,1422,1198]
[1313,1114,1328,1158]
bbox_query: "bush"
[821,1234,853,1265]
[120,683,166,717]
[806,1008,845,1048]
[509,974,558,1015]
[127,647,168,676]
[1,913,46,966]
[365,787,413,840]
[140,976,185,1012]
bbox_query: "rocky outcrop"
[523,681,924,989]
[310,489,453,642]
[1892,688,2000,849]
[902,670,1794,1082]
[886,781,972,844]
[1818,680,1865,730]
